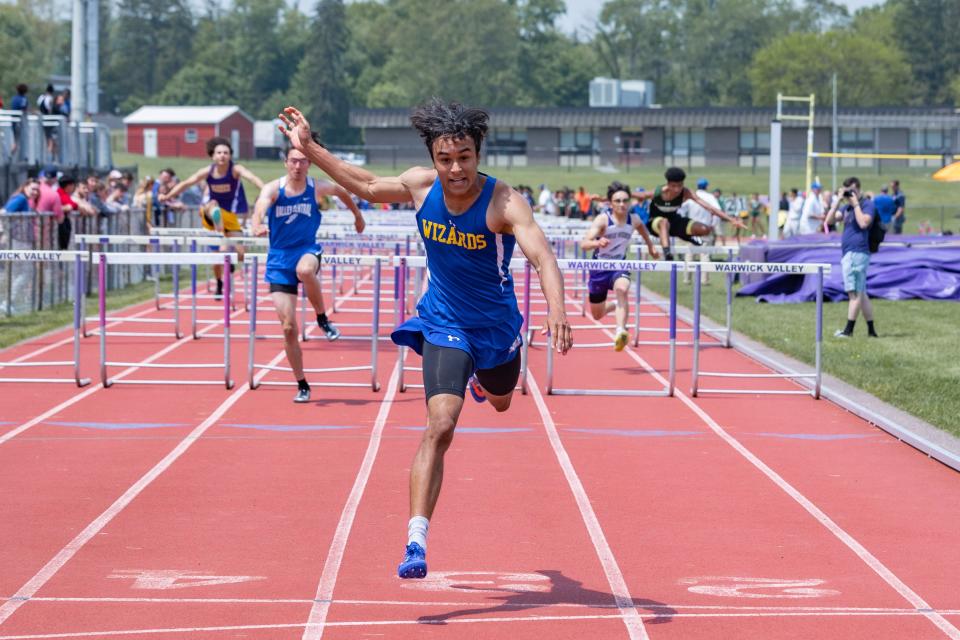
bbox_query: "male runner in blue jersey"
[250,139,366,403]
[279,100,573,579]
[161,137,266,297]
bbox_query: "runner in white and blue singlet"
[582,181,659,351]
[250,142,366,403]
[279,99,573,580]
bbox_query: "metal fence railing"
[0,207,158,316]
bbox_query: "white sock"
[616,325,626,334]
[407,515,429,550]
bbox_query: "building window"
[488,128,527,156]
[559,128,598,167]
[485,128,527,167]
[838,128,875,167]
[665,128,705,167]
[739,128,771,167]
[184,128,198,144]
[909,129,948,167]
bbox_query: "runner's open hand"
[542,309,573,355]
[354,215,366,234]
[278,107,313,152]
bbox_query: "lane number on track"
[400,571,551,593]
[680,576,840,599]
[108,569,266,590]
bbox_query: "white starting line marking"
[680,576,840,599]
[399,571,551,593]
[107,569,266,590]
[2,607,960,639]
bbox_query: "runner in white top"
[581,181,659,351]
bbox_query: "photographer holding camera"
[825,177,879,338]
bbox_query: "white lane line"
[3,608,960,639]
[300,360,401,640]
[0,269,378,627]
[569,294,960,640]
[0,305,158,368]
[526,369,649,640]
[0,303,246,447]
[7,595,953,615]
[0,343,289,627]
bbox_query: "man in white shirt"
[537,183,558,216]
[678,178,721,282]
[800,181,825,235]
[784,188,804,238]
[679,178,721,238]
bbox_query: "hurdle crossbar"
[546,259,678,396]
[247,254,384,391]
[95,252,236,389]
[0,251,91,386]
[690,262,830,398]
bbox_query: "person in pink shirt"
[36,166,64,248]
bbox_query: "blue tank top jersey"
[268,177,322,251]
[416,175,523,330]
[206,161,247,213]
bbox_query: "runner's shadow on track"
[416,569,674,626]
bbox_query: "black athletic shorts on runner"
[647,211,698,243]
[268,251,324,295]
[421,341,521,401]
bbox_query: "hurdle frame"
[690,262,829,399]
[96,252,236,389]
[545,258,678,397]
[394,255,531,395]
[246,253,383,392]
[0,251,91,386]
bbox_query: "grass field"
[642,273,960,436]
[112,152,960,235]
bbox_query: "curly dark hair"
[607,181,631,200]
[664,167,686,183]
[410,98,488,158]
[205,136,232,157]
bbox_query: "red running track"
[0,265,958,639]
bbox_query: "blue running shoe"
[467,375,486,403]
[398,542,427,579]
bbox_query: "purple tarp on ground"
[735,234,960,303]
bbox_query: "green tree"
[368,0,523,108]
[748,31,913,107]
[102,0,195,113]
[288,0,353,143]
[593,0,679,102]
[343,1,396,108]
[0,3,56,102]
[512,0,600,106]
[893,0,960,104]
[152,62,240,105]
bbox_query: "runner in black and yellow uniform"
[637,167,745,260]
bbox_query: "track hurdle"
[246,253,384,392]
[545,258,678,396]
[74,234,187,315]
[95,252,237,389]
[394,256,530,395]
[0,251,90,386]
[690,262,829,399]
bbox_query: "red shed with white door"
[123,106,254,159]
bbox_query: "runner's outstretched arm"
[500,185,572,354]
[279,107,425,204]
